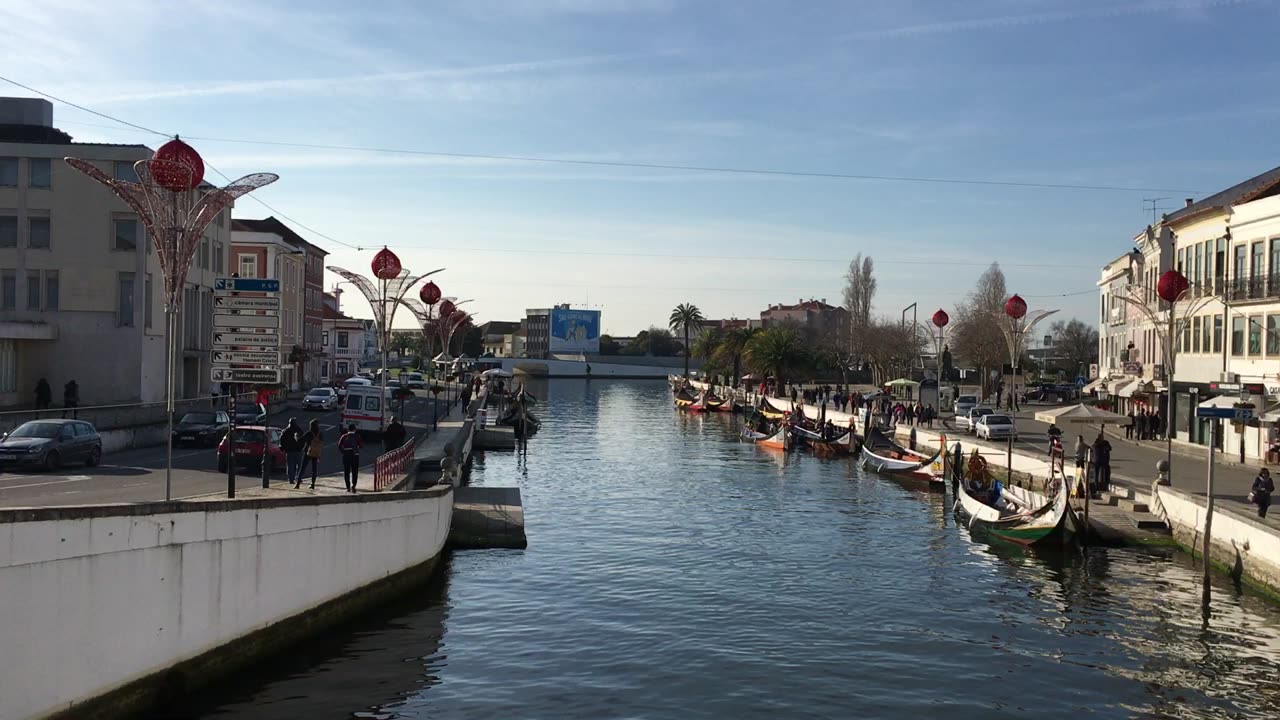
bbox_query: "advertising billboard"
[550,308,601,354]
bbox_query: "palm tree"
[668,303,704,377]
[744,327,810,392]
[690,327,723,367]
[713,327,757,386]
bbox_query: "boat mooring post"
[1203,418,1217,617]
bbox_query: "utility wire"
[0,75,168,137]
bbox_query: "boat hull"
[954,480,1075,547]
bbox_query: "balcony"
[1224,273,1280,303]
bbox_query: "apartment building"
[0,97,231,407]
[320,304,367,381]
[760,298,849,342]
[230,221,305,390]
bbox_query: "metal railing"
[373,435,419,491]
[0,390,284,434]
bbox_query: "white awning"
[1081,378,1106,393]
[1261,403,1280,423]
[1198,395,1240,410]
[1118,380,1152,398]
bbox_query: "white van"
[401,372,426,390]
[341,383,386,434]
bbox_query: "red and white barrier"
[373,437,417,491]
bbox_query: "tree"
[842,254,876,364]
[669,303,704,377]
[862,319,925,386]
[461,326,483,358]
[744,327,811,390]
[599,334,621,356]
[713,327,758,386]
[1048,318,1099,377]
[624,327,682,357]
[691,327,723,365]
[950,262,1009,398]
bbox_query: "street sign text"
[214,277,280,293]
[213,313,280,329]
[211,367,281,384]
[213,332,280,347]
[214,296,281,311]
[212,350,281,365]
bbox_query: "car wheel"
[86,445,101,467]
[217,456,228,473]
[44,450,60,472]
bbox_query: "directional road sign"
[213,331,280,347]
[212,350,281,365]
[214,296,281,311]
[211,367,281,384]
[214,277,280,293]
[1197,406,1254,420]
[213,313,280,329]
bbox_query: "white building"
[0,97,231,407]
[320,303,367,382]
[230,222,305,390]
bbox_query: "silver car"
[976,413,1018,441]
[0,419,102,470]
[302,387,338,411]
[958,407,994,433]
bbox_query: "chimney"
[821,298,826,304]
[1185,198,1194,208]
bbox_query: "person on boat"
[1251,468,1274,518]
[824,419,836,441]
[967,450,988,491]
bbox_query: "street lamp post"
[994,295,1058,414]
[65,139,277,500]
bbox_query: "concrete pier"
[448,486,527,549]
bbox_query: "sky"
[3,0,1279,336]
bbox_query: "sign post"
[1195,398,1255,615]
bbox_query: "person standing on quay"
[384,417,407,453]
[1091,433,1112,495]
[280,418,304,486]
[338,423,363,493]
[1252,468,1274,519]
[296,419,322,490]
[34,378,51,410]
[1125,411,1135,439]
[63,380,79,419]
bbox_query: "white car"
[338,377,371,398]
[954,394,978,418]
[975,413,1018,441]
[302,387,338,411]
[957,407,994,433]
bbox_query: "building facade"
[0,97,231,407]
[320,303,367,382]
[760,298,849,343]
[478,320,520,356]
[524,308,551,359]
[230,221,305,390]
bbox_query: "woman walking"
[1251,468,1275,519]
[296,419,323,490]
[338,423,363,493]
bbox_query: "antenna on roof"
[1143,197,1172,225]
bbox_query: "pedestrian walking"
[1251,468,1275,519]
[297,420,323,489]
[338,423,363,493]
[63,380,79,419]
[34,378,51,410]
[1091,433,1112,495]
[384,416,407,453]
[1126,412,1135,439]
[280,418,304,486]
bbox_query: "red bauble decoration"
[1157,270,1190,303]
[438,299,456,318]
[931,309,949,328]
[1004,294,1027,319]
[419,281,442,305]
[150,138,205,192]
[371,247,402,279]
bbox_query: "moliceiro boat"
[861,427,945,492]
[954,476,1077,546]
[741,424,788,450]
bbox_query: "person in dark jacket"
[1252,468,1275,518]
[338,423,363,493]
[280,418,304,486]
[384,417,407,452]
[296,420,322,490]
[34,378,51,410]
[1091,433,1113,495]
[62,380,80,419]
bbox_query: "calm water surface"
[189,380,1280,719]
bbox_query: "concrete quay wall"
[1155,485,1280,595]
[0,488,452,720]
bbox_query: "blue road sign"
[213,277,280,293]
[1196,406,1254,420]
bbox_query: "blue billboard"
[549,308,601,354]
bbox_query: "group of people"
[33,378,80,417]
[886,400,936,428]
[276,416,408,493]
[1123,408,1166,441]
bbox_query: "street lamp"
[65,139,278,500]
[994,295,1057,413]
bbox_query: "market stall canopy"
[482,368,513,378]
[1034,404,1131,426]
[1080,378,1106,394]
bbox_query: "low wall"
[1155,486,1280,595]
[0,488,453,720]
[0,392,284,435]
[501,357,680,379]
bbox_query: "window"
[1193,243,1203,292]
[26,271,39,310]
[321,363,329,379]
[1236,244,1248,280]
[113,217,138,251]
[199,237,209,270]
[45,270,58,311]
[323,330,329,346]
[1177,248,1185,275]
[0,158,15,186]
[145,273,153,328]
[28,158,51,188]
[1269,315,1280,356]
[1232,316,1245,356]
[1192,315,1201,353]
[337,361,349,376]
[216,211,226,228]
[0,270,13,309]
[0,216,15,248]
[113,161,139,182]
[28,217,49,249]
[1213,314,1223,354]
[1249,316,1263,356]
[1183,318,1191,353]
[338,331,349,349]
[118,272,135,326]
[213,241,223,274]
[1272,238,1280,281]
[237,254,257,278]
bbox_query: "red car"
[216,425,286,474]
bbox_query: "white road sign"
[211,367,282,384]
[212,350,281,365]
[213,313,280,329]
[214,296,281,311]
[213,331,280,347]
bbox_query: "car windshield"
[9,422,60,439]
[973,409,993,418]
[985,415,1011,424]
[231,429,265,443]
[958,396,976,404]
[307,389,331,397]
[181,412,216,424]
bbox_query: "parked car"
[234,402,267,425]
[954,394,978,418]
[338,377,371,399]
[172,410,230,447]
[401,372,426,390]
[975,413,1018,441]
[216,426,285,473]
[957,407,995,433]
[0,419,102,470]
[302,387,339,411]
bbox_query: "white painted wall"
[1156,484,1280,592]
[0,489,452,720]
[503,357,678,378]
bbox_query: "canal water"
[188,379,1280,719]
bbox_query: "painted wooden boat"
[954,478,1076,546]
[808,429,861,458]
[742,424,788,450]
[674,389,698,408]
[861,427,945,491]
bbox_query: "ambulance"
[341,383,389,434]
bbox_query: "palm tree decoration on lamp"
[669,303,704,378]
